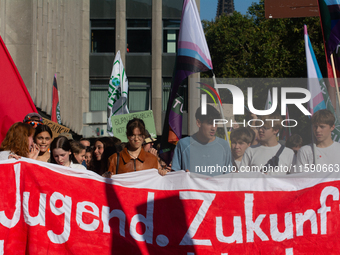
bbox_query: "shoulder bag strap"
[275,144,285,158]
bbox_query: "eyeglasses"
[26,121,42,128]
[128,134,144,140]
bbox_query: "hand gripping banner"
[1,159,340,254]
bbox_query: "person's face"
[53,148,71,166]
[231,140,250,159]
[313,123,334,144]
[80,140,90,148]
[74,149,86,164]
[94,141,104,161]
[85,152,92,165]
[197,119,217,141]
[257,126,278,143]
[128,128,144,150]
[35,131,52,153]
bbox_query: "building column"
[188,73,200,135]
[188,0,201,135]
[152,0,162,135]
[116,0,126,63]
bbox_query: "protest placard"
[111,110,157,142]
[42,118,70,138]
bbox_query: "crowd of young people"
[0,108,338,177]
[172,106,339,176]
[0,113,168,177]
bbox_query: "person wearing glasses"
[240,112,295,175]
[107,118,167,176]
[23,112,43,128]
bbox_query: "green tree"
[202,0,325,143]
[204,0,325,78]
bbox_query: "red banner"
[1,159,340,254]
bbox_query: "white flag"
[264,89,272,110]
[107,50,129,136]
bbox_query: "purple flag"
[161,0,213,157]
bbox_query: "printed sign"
[43,118,70,138]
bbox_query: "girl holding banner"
[107,118,168,176]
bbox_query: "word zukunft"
[214,118,298,128]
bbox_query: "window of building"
[90,79,109,111]
[90,78,151,112]
[162,0,182,19]
[163,20,180,53]
[126,0,152,18]
[127,20,151,53]
[162,77,188,112]
[128,78,151,112]
[91,20,115,53]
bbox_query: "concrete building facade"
[0,0,200,137]
[86,0,202,138]
[0,0,89,134]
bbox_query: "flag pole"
[330,53,340,110]
[212,74,230,145]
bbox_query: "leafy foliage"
[203,0,325,78]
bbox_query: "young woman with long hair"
[34,124,53,162]
[88,137,116,175]
[50,136,86,170]
[107,118,167,176]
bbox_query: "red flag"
[0,36,37,143]
[51,74,61,124]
